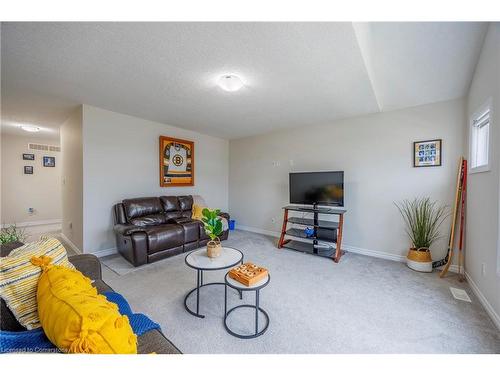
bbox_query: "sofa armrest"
[69,254,102,281]
[114,224,147,236]
[218,212,230,221]
[138,329,182,354]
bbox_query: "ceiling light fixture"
[217,74,244,92]
[20,125,41,133]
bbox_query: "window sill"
[469,165,491,174]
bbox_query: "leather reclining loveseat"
[113,195,229,266]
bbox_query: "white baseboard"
[237,225,458,273]
[1,219,62,228]
[237,225,281,238]
[58,233,82,255]
[465,271,500,331]
[91,247,118,258]
[342,244,406,263]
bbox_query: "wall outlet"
[272,160,280,167]
[481,263,486,276]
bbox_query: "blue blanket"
[0,291,160,353]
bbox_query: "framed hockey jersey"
[159,136,194,186]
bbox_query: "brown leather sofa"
[113,195,229,267]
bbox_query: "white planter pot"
[406,258,433,272]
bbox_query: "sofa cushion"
[143,224,184,254]
[171,219,200,243]
[160,196,182,220]
[178,195,193,216]
[197,220,210,241]
[191,204,206,220]
[0,238,75,330]
[160,196,180,212]
[130,214,167,226]
[123,197,163,221]
[33,256,137,354]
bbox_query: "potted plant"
[201,208,223,258]
[395,197,448,272]
[0,224,27,254]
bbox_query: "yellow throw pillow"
[192,203,207,220]
[32,256,137,354]
[0,237,75,329]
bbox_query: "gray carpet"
[100,230,500,353]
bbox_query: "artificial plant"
[201,208,223,241]
[0,224,27,245]
[395,197,449,250]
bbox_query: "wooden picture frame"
[413,139,442,167]
[43,156,56,167]
[23,153,35,160]
[159,136,194,187]
[24,166,33,174]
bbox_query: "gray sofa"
[0,242,181,354]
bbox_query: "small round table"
[184,247,244,319]
[224,272,270,339]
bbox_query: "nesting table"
[184,246,270,339]
[224,272,270,339]
[184,247,243,319]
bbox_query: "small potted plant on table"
[395,197,448,272]
[201,208,223,258]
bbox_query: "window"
[470,99,492,173]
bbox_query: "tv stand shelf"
[278,205,346,263]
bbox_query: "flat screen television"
[289,171,344,206]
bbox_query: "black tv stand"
[277,205,347,263]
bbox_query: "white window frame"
[469,98,492,174]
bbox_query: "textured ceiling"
[1,22,488,139]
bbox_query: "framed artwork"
[23,153,35,160]
[43,156,56,167]
[159,136,194,187]
[24,166,33,174]
[413,139,442,167]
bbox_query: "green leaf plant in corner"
[394,197,449,272]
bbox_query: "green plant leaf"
[214,220,223,236]
[395,197,449,249]
[200,207,225,240]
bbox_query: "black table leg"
[196,269,201,315]
[223,278,270,339]
[255,290,259,334]
[224,283,227,317]
[239,258,244,300]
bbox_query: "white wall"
[60,107,84,251]
[465,23,500,327]
[82,105,229,253]
[229,99,465,262]
[1,133,61,224]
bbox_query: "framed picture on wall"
[24,166,33,174]
[23,153,35,160]
[413,139,442,167]
[159,136,194,187]
[43,156,56,167]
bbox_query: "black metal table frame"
[224,272,270,339]
[184,247,244,319]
